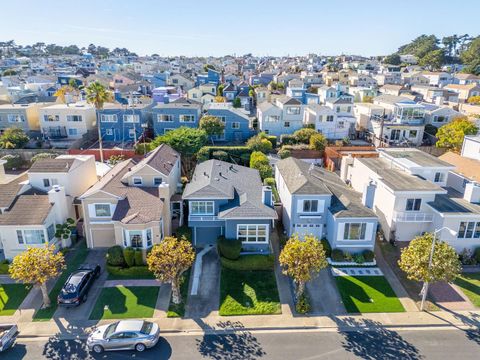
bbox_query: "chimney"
[262,185,273,208]
[340,153,354,182]
[464,182,480,204]
[361,181,376,209]
[0,160,6,183]
[48,185,70,224]
[158,183,172,236]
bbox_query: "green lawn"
[167,269,191,318]
[89,286,159,320]
[454,273,480,307]
[33,242,89,321]
[106,265,155,280]
[335,276,405,313]
[0,284,32,316]
[219,268,281,316]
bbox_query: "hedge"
[197,146,252,165]
[0,261,10,275]
[321,239,332,258]
[220,254,275,271]
[217,236,242,260]
[123,247,135,267]
[106,245,126,266]
[331,249,344,262]
[106,265,155,279]
[134,250,144,266]
[263,177,280,202]
[280,134,296,145]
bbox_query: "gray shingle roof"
[0,193,52,225]
[29,158,76,173]
[0,173,28,209]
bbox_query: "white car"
[87,320,160,353]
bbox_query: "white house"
[303,104,355,139]
[461,136,480,161]
[257,96,303,136]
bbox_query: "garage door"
[194,227,222,247]
[293,224,322,240]
[91,228,115,247]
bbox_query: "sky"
[1,0,479,57]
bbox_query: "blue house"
[196,68,221,86]
[183,160,277,251]
[98,103,152,143]
[204,103,253,143]
[57,75,83,87]
[152,98,202,136]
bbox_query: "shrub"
[293,128,317,144]
[278,148,291,159]
[212,150,229,161]
[344,251,353,262]
[175,225,192,243]
[106,265,155,279]
[106,245,126,266]
[0,260,9,275]
[247,135,273,153]
[220,254,274,271]
[296,293,311,314]
[331,249,344,262]
[262,134,277,148]
[250,151,269,168]
[1,154,24,170]
[309,133,327,152]
[31,152,58,163]
[474,247,480,264]
[280,134,296,145]
[459,248,477,265]
[362,250,375,262]
[263,177,275,187]
[134,249,144,266]
[257,164,273,180]
[217,236,242,260]
[196,146,251,165]
[353,253,365,264]
[321,239,332,258]
[123,247,135,267]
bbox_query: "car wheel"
[135,343,146,352]
[92,345,103,354]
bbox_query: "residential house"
[196,68,221,86]
[183,160,277,251]
[421,72,453,87]
[461,135,480,161]
[257,96,303,136]
[151,87,182,104]
[420,102,461,128]
[444,84,480,103]
[254,86,270,104]
[152,98,202,136]
[168,73,195,91]
[275,157,377,253]
[411,85,459,103]
[453,73,480,85]
[0,103,44,134]
[204,103,253,142]
[379,85,405,97]
[303,104,355,139]
[80,144,181,249]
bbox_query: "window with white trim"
[67,115,82,122]
[286,106,300,115]
[153,177,162,185]
[231,122,240,129]
[101,114,117,123]
[124,228,154,249]
[47,224,55,240]
[123,114,140,123]
[458,222,480,239]
[68,128,78,136]
[7,114,25,123]
[434,172,445,183]
[94,204,111,217]
[406,198,421,211]
[158,114,173,122]
[344,223,367,240]
[302,200,318,213]
[44,114,59,122]
[17,229,45,245]
[190,201,214,215]
[133,177,143,185]
[180,114,195,122]
[237,224,268,243]
[128,128,135,138]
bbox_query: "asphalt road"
[5,327,480,360]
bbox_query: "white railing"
[188,215,220,222]
[394,211,433,222]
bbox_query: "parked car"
[57,264,101,306]
[87,320,160,353]
[0,324,18,352]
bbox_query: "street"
[6,327,480,360]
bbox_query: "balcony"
[188,215,220,222]
[394,211,433,223]
[43,126,68,139]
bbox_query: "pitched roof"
[439,152,480,181]
[276,95,301,105]
[123,144,179,179]
[0,193,52,225]
[29,158,76,173]
[0,173,28,209]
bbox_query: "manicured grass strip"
[454,273,480,307]
[33,243,89,321]
[221,255,274,271]
[0,284,32,316]
[106,265,155,280]
[167,269,191,318]
[219,268,281,316]
[89,286,159,320]
[335,276,405,313]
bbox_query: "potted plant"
[55,218,76,248]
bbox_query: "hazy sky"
[2,0,479,56]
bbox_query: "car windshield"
[140,321,153,334]
[104,323,118,339]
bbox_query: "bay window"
[237,224,268,243]
[190,201,214,215]
[124,228,154,249]
[344,223,367,240]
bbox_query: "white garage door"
[293,223,322,239]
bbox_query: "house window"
[216,116,226,123]
[44,114,59,122]
[302,200,318,213]
[17,229,45,245]
[409,130,418,138]
[129,231,143,249]
[106,129,113,136]
[231,122,240,129]
[434,172,444,183]
[94,204,111,217]
[433,116,446,123]
[267,115,280,122]
[406,198,422,211]
[284,121,290,128]
[180,115,195,122]
[158,114,173,122]
[146,229,152,248]
[286,106,300,115]
[133,177,143,185]
[326,115,334,122]
[128,129,135,138]
[344,223,367,240]
[7,114,25,123]
[47,224,55,240]
[458,222,480,239]
[337,121,345,129]
[153,177,162,185]
[67,115,82,122]
[68,128,78,136]
[123,114,140,123]
[237,224,268,243]
[101,114,117,123]
[190,201,214,215]
[43,179,50,187]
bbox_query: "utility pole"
[96,111,104,163]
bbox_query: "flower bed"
[327,258,376,267]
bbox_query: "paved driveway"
[306,268,346,314]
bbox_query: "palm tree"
[85,81,111,163]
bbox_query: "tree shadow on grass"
[195,320,266,360]
[335,317,423,360]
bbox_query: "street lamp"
[420,226,457,311]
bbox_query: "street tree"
[199,115,225,137]
[9,245,65,308]
[279,234,328,299]
[0,128,29,149]
[146,236,195,304]
[436,116,478,152]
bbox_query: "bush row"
[331,249,375,264]
[220,254,275,271]
[106,245,144,267]
[197,146,251,164]
[106,265,155,279]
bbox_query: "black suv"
[57,265,101,306]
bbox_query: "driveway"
[185,248,220,318]
[53,249,108,321]
[306,268,346,315]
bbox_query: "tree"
[467,95,480,105]
[419,49,445,70]
[398,233,461,310]
[9,245,65,308]
[436,116,478,152]
[85,81,112,163]
[309,133,327,152]
[199,115,225,137]
[108,154,126,165]
[460,36,480,75]
[214,96,225,103]
[246,135,273,153]
[293,128,317,144]
[233,97,241,108]
[203,64,215,72]
[279,234,328,299]
[146,236,195,304]
[217,84,224,96]
[383,54,401,65]
[362,95,374,103]
[0,128,29,149]
[397,35,440,59]
[2,69,17,76]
